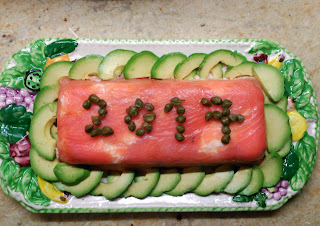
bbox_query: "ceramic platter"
[0,38,318,213]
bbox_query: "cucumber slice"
[174,53,206,80]
[53,170,103,197]
[224,61,256,78]
[183,69,197,80]
[166,166,205,196]
[238,165,264,196]
[253,63,284,102]
[33,84,59,113]
[265,104,291,153]
[69,55,104,80]
[277,136,292,157]
[123,51,158,79]
[53,163,90,185]
[223,166,253,194]
[275,96,288,112]
[50,125,58,140]
[98,49,136,80]
[193,164,234,196]
[151,52,186,79]
[40,61,73,89]
[199,50,246,78]
[91,170,135,199]
[149,168,181,197]
[210,63,223,78]
[122,168,160,198]
[29,147,60,182]
[259,152,283,187]
[107,171,121,183]
[29,102,57,160]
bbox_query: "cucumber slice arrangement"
[28,48,296,203]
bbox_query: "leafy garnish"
[282,145,299,180]
[249,41,281,55]
[30,40,47,69]
[297,102,319,120]
[0,140,9,160]
[0,66,25,89]
[233,191,268,208]
[45,39,78,59]
[295,83,313,109]
[0,158,20,190]
[0,104,32,143]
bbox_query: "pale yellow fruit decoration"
[38,176,67,204]
[287,110,307,141]
[268,55,282,69]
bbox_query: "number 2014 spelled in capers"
[82,95,244,144]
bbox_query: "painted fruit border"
[0,38,318,213]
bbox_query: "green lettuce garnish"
[45,39,78,59]
[249,40,281,55]
[233,191,268,208]
[282,145,299,180]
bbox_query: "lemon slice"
[38,176,67,204]
[268,55,282,69]
[287,110,307,141]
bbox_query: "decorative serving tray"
[0,38,318,213]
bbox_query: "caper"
[85,124,94,133]
[205,111,213,121]
[92,116,101,126]
[176,105,185,115]
[221,134,230,144]
[170,97,183,106]
[237,114,245,123]
[175,133,185,141]
[98,99,107,108]
[228,114,237,122]
[164,103,173,113]
[211,96,222,105]
[221,116,230,126]
[144,103,154,111]
[201,98,212,107]
[90,128,101,137]
[222,126,231,134]
[136,128,145,136]
[222,99,232,108]
[129,106,139,117]
[135,98,143,109]
[101,126,114,136]
[98,108,107,118]
[124,115,131,124]
[89,94,99,104]
[212,111,223,120]
[143,112,156,123]
[82,100,91,110]
[128,121,136,132]
[176,125,185,133]
[176,115,186,123]
[142,122,153,133]
[222,108,230,116]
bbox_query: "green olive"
[175,133,185,141]
[212,111,223,120]
[222,108,230,116]
[170,97,183,106]
[85,125,94,133]
[90,128,101,137]
[98,108,107,118]
[164,103,173,113]
[142,122,153,133]
[92,116,101,126]
[98,99,107,108]
[201,98,212,107]
[176,115,186,123]
[229,114,238,122]
[237,114,245,123]
[143,112,156,123]
[129,106,139,117]
[176,125,185,133]
[144,103,154,111]
[205,111,213,121]
[222,99,232,108]
[89,94,100,104]
[221,116,230,126]
[124,115,131,124]
[176,105,185,115]
[128,121,136,132]
[135,98,143,109]
[82,100,91,110]
[221,134,230,144]
[222,126,231,134]
[136,128,145,136]
[101,126,114,136]
[210,96,222,105]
